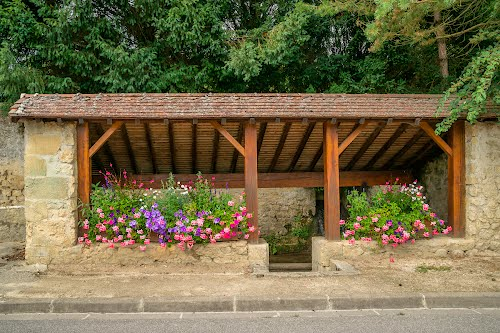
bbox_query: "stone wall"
[465,122,500,255]
[419,153,448,221]
[227,188,316,237]
[0,117,25,242]
[23,120,78,264]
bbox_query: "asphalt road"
[1,308,499,333]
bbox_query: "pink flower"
[433,229,439,235]
[83,233,88,238]
[356,216,362,222]
[214,234,221,240]
[96,208,103,213]
[374,227,381,233]
[96,235,102,241]
[423,204,429,211]
[78,237,84,244]
[137,229,144,235]
[200,234,207,240]
[160,243,166,248]
[99,213,105,218]
[224,227,231,233]
[348,238,355,245]
[382,225,389,231]
[353,222,361,230]
[372,217,378,223]
[442,229,449,234]
[140,235,146,240]
[228,200,235,207]
[246,213,253,219]
[244,234,250,239]
[144,239,150,245]
[339,219,345,225]
[117,234,123,240]
[248,226,256,233]
[205,228,212,234]
[390,256,395,263]
[108,243,114,249]
[129,239,135,245]
[83,224,89,230]
[139,245,146,251]
[423,232,430,237]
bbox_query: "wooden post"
[323,122,341,240]
[77,122,91,210]
[448,120,465,237]
[244,122,259,243]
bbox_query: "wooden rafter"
[420,121,452,156]
[211,129,220,173]
[91,152,105,173]
[257,122,267,155]
[231,123,244,173]
[382,130,425,170]
[89,121,123,158]
[268,122,292,172]
[288,122,316,172]
[338,122,368,155]
[192,122,197,174]
[364,123,409,170]
[210,121,245,157]
[120,123,138,174]
[345,123,386,171]
[144,123,158,174]
[95,123,118,170]
[308,142,323,172]
[168,122,177,174]
[405,139,436,169]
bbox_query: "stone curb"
[0,293,499,314]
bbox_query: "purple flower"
[214,217,221,224]
[129,220,137,228]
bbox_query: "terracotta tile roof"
[9,93,458,121]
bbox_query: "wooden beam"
[230,123,244,173]
[244,123,259,243]
[192,122,197,174]
[120,123,138,174]
[210,121,245,157]
[364,123,408,170]
[89,121,123,158]
[168,122,177,174]
[346,123,386,171]
[324,122,341,240]
[338,122,368,155]
[420,121,452,156]
[144,123,158,174]
[382,130,425,170]
[308,142,323,171]
[77,122,91,210]
[288,122,316,172]
[257,122,267,155]
[99,171,413,189]
[211,129,220,173]
[268,122,292,172]
[95,123,118,171]
[448,120,465,237]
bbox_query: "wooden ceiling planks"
[86,119,446,177]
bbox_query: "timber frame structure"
[10,93,471,242]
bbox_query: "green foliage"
[264,213,313,255]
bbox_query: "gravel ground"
[1,242,499,299]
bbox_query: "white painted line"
[372,309,380,316]
[82,314,90,320]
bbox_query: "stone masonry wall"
[0,117,25,241]
[228,188,316,236]
[24,120,78,264]
[419,153,448,221]
[465,122,500,255]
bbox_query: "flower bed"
[341,179,452,247]
[79,170,256,250]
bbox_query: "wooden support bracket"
[89,121,123,158]
[338,122,368,155]
[420,121,452,156]
[210,121,245,157]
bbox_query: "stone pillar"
[24,120,78,264]
[465,122,500,255]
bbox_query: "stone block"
[248,240,269,273]
[25,156,46,177]
[26,135,62,155]
[311,236,343,272]
[25,177,72,200]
